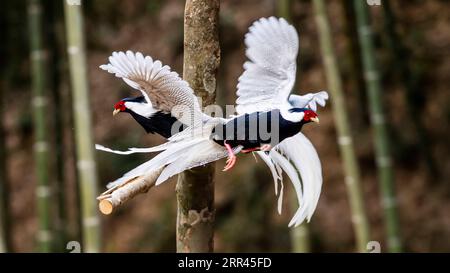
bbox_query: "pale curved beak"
[310,117,320,124]
[113,109,121,116]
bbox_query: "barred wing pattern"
[100,51,202,125]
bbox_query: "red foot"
[223,141,237,172]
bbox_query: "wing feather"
[100,51,201,125]
[236,17,299,114]
[236,17,329,115]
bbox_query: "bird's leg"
[241,144,273,154]
[223,140,237,172]
[241,147,262,154]
[260,144,272,152]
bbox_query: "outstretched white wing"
[236,17,299,114]
[236,17,329,114]
[100,51,202,125]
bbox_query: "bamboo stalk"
[96,167,164,215]
[28,0,54,252]
[277,0,291,22]
[290,219,311,253]
[342,0,368,125]
[313,0,371,252]
[176,0,220,253]
[44,0,68,250]
[63,0,101,253]
[276,0,312,253]
[381,0,437,180]
[353,0,401,252]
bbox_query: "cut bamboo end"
[99,199,113,215]
[96,167,163,215]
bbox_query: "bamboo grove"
[1,0,445,252]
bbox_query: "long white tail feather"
[277,133,323,225]
[270,150,304,220]
[155,140,238,185]
[255,133,323,226]
[95,144,165,155]
[104,138,206,189]
[256,151,282,196]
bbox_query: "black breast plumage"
[211,109,305,149]
[127,110,185,139]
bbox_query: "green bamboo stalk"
[277,0,291,22]
[47,0,68,250]
[353,0,401,253]
[381,0,438,180]
[313,0,371,252]
[63,0,101,253]
[28,0,54,252]
[342,0,368,126]
[176,0,220,253]
[290,219,311,252]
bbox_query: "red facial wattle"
[113,101,126,116]
[114,101,126,112]
[303,109,319,123]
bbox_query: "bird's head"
[301,109,320,124]
[286,108,320,124]
[113,96,153,117]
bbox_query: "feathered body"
[211,109,309,149]
[97,17,330,226]
[128,111,181,138]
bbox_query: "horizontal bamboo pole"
[97,167,164,215]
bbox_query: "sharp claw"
[223,140,237,172]
[223,155,236,172]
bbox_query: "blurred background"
[1,0,449,253]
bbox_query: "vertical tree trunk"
[313,0,371,252]
[63,0,101,253]
[353,0,401,252]
[176,0,220,253]
[28,0,54,252]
